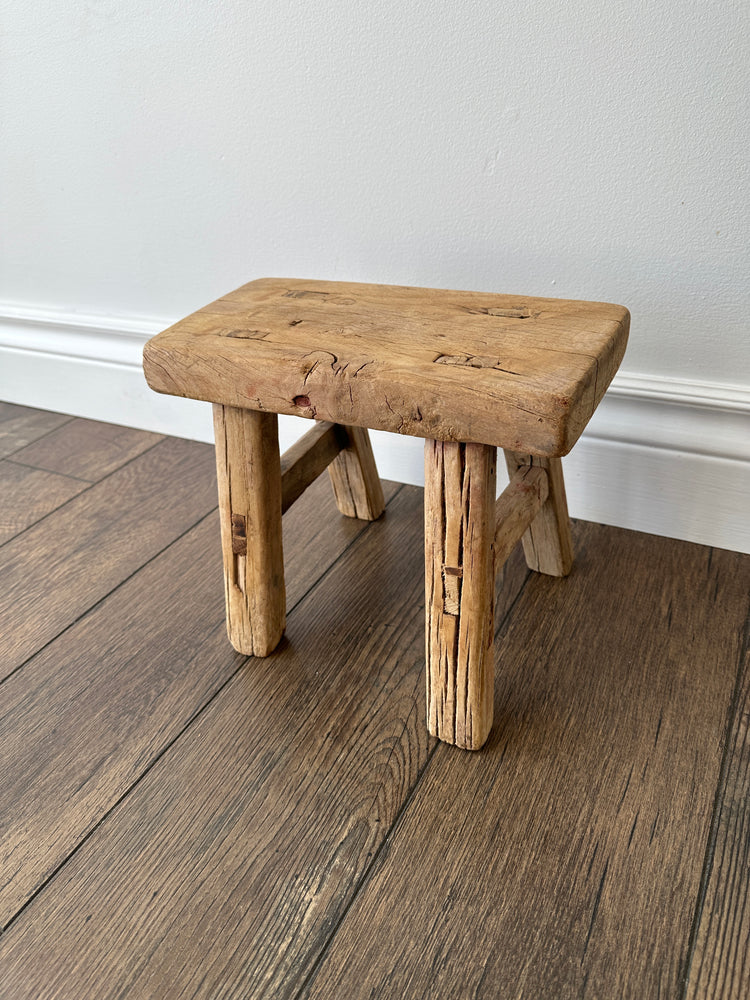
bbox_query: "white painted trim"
[0,302,166,367]
[609,371,750,413]
[1,304,748,552]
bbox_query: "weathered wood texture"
[0,437,217,678]
[143,278,629,455]
[328,424,385,520]
[213,404,285,656]
[301,530,749,1000]
[0,471,400,928]
[425,440,497,750]
[0,402,72,459]
[9,416,163,481]
[504,450,574,576]
[494,464,549,569]
[0,460,86,544]
[280,419,345,513]
[0,488,439,999]
[685,595,750,1000]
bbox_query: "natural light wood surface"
[504,450,574,576]
[213,404,286,656]
[493,464,549,570]
[213,409,384,658]
[279,420,345,514]
[144,278,626,751]
[143,278,629,456]
[327,424,385,520]
[425,439,497,749]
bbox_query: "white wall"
[1,0,748,550]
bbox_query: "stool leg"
[425,439,496,750]
[503,452,574,576]
[213,404,285,656]
[328,425,385,520]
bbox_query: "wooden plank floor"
[0,404,748,1000]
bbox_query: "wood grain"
[0,402,72,459]
[280,419,345,513]
[685,583,750,1000]
[213,404,285,656]
[0,459,86,544]
[300,528,749,1000]
[328,424,385,520]
[504,450,574,576]
[425,439,497,750]
[493,464,548,569]
[10,417,163,481]
[143,277,629,456]
[0,437,217,678]
[3,407,747,999]
[0,473,400,929]
[0,488,437,998]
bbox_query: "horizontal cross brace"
[494,465,549,571]
[280,420,348,513]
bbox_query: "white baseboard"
[2,303,749,553]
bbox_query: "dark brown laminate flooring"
[0,403,748,1000]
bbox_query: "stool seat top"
[143,278,629,456]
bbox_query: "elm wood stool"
[143,279,629,751]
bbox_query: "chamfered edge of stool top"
[143,277,630,456]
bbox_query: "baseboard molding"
[2,303,749,553]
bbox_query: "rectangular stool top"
[143,278,629,456]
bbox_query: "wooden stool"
[143,279,629,750]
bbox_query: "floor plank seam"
[0,484,407,936]
[2,455,94,483]
[493,566,533,642]
[293,738,442,1000]
[0,436,167,553]
[0,413,76,461]
[5,433,749,998]
[678,600,750,997]
[0,505,218,689]
[0,618,236,937]
[293,565,534,1000]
